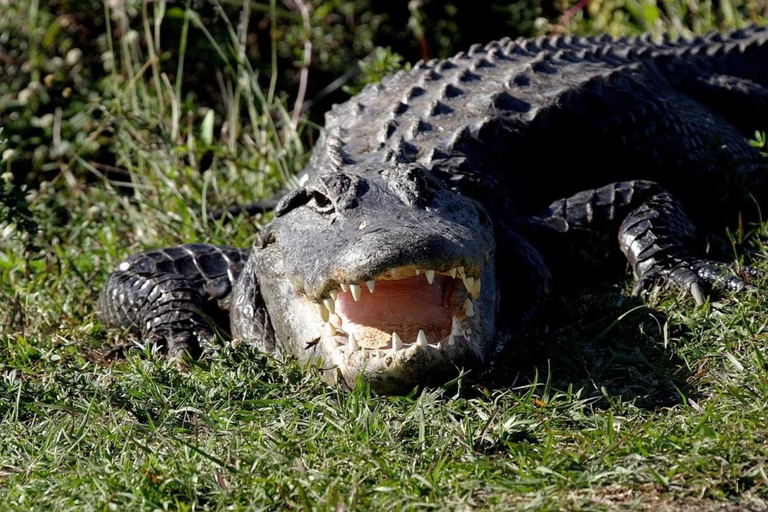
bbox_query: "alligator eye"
[275,188,336,217]
[386,164,435,207]
[309,190,335,215]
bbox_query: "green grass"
[3,1,768,510]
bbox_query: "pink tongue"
[335,276,451,348]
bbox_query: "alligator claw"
[689,281,706,306]
[142,327,214,359]
[632,258,759,305]
[102,340,152,361]
[103,344,130,361]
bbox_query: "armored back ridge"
[99,26,768,392]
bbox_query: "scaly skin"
[99,26,768,393]
[98,244,249,356]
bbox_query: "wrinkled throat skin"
[239,162,498,393]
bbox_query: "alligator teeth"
[316,302,330,322]
[340,282,349,292]
[329,289,338,300]
[330,314,342,328]
[449,268,457,279]
[448,334,456,346]
[457,266,465,279]
[322,297,336,315]
[347,333,359,353]
[391,268,397,278]
[472,278,482,299]
[464,298,475,317]
[417,330,428,348]
[425,269,435,284]
[350,283,362,301]
[415,268,421,275]
[366,280,376,293]
[392,332,403,351]
[452,316,462,336]
[324,323,336,337]
[463,276,475,293]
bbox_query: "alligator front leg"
[98,243,256,357]
[538,180,758,303]
[618,191,758,303]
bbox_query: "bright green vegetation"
[2,1,768,510]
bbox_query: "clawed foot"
[102,327,215,361]
[632,258,762,305]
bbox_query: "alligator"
[98,26,768,393]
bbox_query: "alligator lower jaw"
[308,265,482,365]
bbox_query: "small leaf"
[201,109,215,146]
[724,351,745,372]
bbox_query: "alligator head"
[248,162,497,393]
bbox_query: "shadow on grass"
[483,283,696,410]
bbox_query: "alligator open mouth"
[309,264,482,361]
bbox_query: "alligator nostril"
[258,229,276,248]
